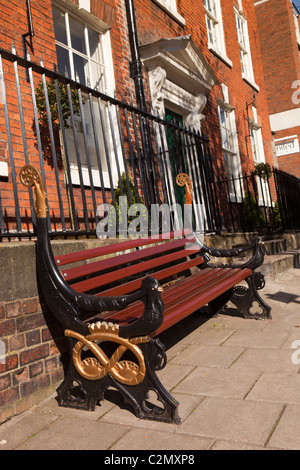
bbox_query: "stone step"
[203,232,300,281]
[260,250,300,281]
[262,238,287,255]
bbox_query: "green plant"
[112,173,148,235]
[273,200,282,225]
[242,190,265,229]
[34,79,82,170]
[114,172,137,227]
[254,162,272,181]
[35,79,81,128]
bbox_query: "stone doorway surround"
[140,35,218,131]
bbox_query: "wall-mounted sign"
[275,137,299,157]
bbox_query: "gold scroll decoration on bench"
[176,173,193,205]
[65,322,149,386]
[19,165,47,218]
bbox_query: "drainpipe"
[124,0,157,208]
[125,0,147,112]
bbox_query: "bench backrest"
[55,231,205,298]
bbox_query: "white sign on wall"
[275,136,300,157]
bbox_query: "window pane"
[235,15,242,44]
[90,99,108,172]
[207,18,215,46]
[56,45,71,78]
[69,18,87,55]
[88,29,101,63]
[219,108,226,125]
[73,53,89,86]
[90,61,104,91]
[52,7,68,45]
[204,0,217,18]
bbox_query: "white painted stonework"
[140,35,218,130]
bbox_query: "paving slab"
[169,343,244,368]
[268,405,300,450]
[0,407,58,450]
[246,372,300,405]
[1,268,300,450]
[230,348,300,373]
[173,367,260,399]
[178,396,283,447]
[222,329,289,349]
[15,416,130,450]
[110,428,214,451]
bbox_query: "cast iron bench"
[20,165,271,424]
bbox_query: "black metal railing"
[217,169,300,233]
[0,46,299,240]
[0,46,222,239]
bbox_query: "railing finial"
[19,165,47,218]
[176,173,193,205]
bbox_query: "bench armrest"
[19,164,164,340]
[74,277,164,338]
[193,232,265,270]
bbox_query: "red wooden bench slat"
[71,245,202,292]
[102,267,224,322]
[155,268,252,334]
[110,268,251,332]
[98,254,207,297]
[62,238,198,281]
[55,230,195,266]
[105,267,233,323]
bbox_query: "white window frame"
[152,0,185,25]
[203,0,232,67]
[52,0,121,189]
[249,116,264,165]
[234,5,259,91]
[293,4,300,57]
[52,0,115,95]
[218,103,243,202]
[53,4,105,92]
[249,107,272,206]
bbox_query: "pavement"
[1,269,300,451]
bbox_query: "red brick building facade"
[255,0,300,177]
[0,0,276,203]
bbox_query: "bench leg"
[227,272,272,320]
[109,340,180,424]
[56,337,180,424]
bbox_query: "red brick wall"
[255,0,300,177]
[132,0,276,216]
[0,0,57,68]
[133,0,275,174]
[255,0,300,116]
[274,126,300,177]
[0,295,65,423]
[0,0,277,220]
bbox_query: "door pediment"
[140,35,218,95]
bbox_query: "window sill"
[228,193,243,204]
[242,74,260,92]
[152,0,186,26]
[208,46,233,68]
[70,166,118,189]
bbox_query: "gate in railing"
[0,46,221,240]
